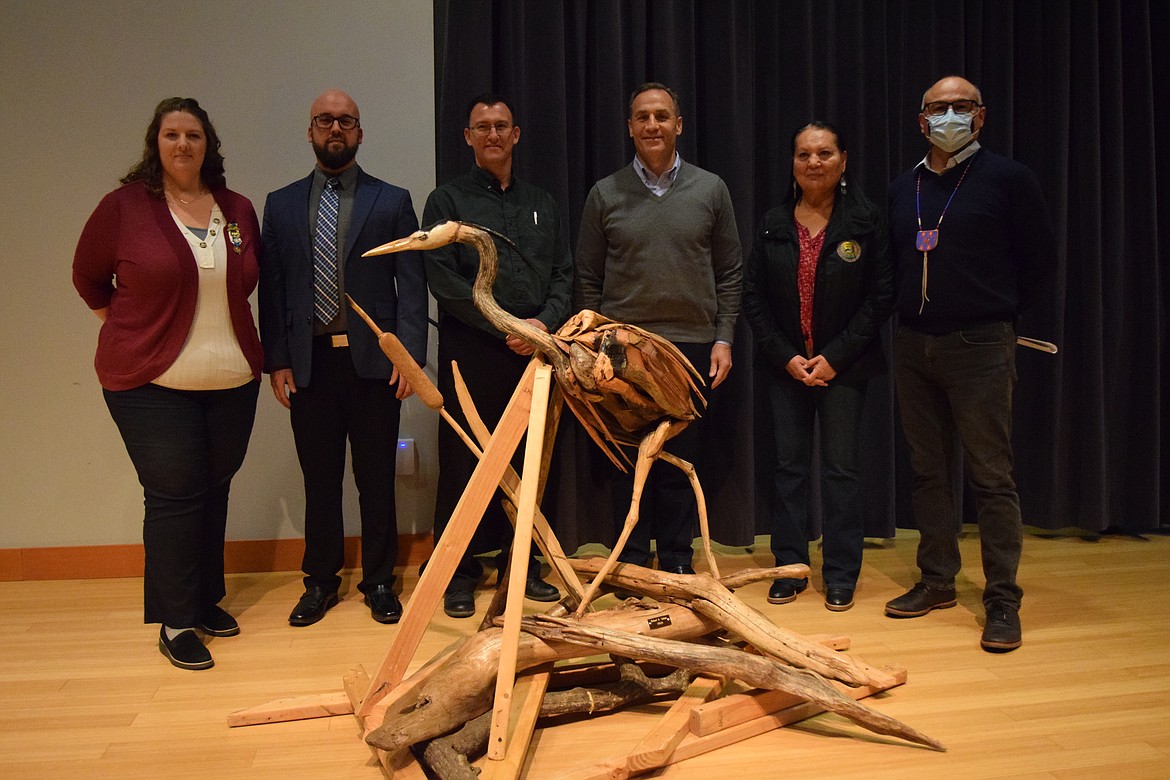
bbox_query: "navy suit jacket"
[259,166,427,386]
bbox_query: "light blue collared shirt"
[632,152,681,195]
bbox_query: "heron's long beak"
[362,236,416,257]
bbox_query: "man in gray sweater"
[575,82,742,575]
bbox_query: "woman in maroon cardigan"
[73,97,263,671]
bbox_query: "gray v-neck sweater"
[574,161,742,344]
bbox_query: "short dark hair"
[121,97,226,198]
[628,82,681,117]
[465,93,518,126]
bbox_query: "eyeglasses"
[312,114,360,130]
[922,100,982,117]
[469,122,513,137]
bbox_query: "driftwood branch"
[522,615,944,751]
[365,602,723,752]
[414,659,696,778]
[567,558,893,688]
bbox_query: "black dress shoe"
[444,589,476,618]
[981,601,1022,652]
[524,578,561,602]
[364,584,403,624]
[768,578,808,605]
[884,582,956,618]
[824,587,855,612]
[665,565,696,575]
[198,605,240,637]
[288,586,339,626]
[159,627,214,670]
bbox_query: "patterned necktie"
[313,177,341,323]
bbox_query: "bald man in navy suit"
[259,89,427,626]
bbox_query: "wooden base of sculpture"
[228,353,942,778]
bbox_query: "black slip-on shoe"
[364,584,403,624]
[443,589,476,618]
[198,605,240,637]
[288,586,340,626]
[768,578,808,605]
[524,578,561,602]
[825,587,855,612]
[159,627,213,670]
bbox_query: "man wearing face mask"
[885,76,1054,653]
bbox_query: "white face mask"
[925,108,977,153]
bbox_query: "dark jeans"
[766,373,866,589]
[612,341,717,571]
[290,337,400,594]
[432,318,542,592]
[103,380,259,627]
[894,321,1023,608]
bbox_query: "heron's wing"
[558,389,634,472]
[597,326,706,417]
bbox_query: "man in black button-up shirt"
[422,93,573,618]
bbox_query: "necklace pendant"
[916,229,939,252]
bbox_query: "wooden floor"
[2,528,1169,779]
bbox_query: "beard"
[313,138,358,171]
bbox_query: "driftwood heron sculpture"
[363,220,720,616]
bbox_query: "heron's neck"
[463,230,559,356]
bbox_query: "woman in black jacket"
[743,121,893,611]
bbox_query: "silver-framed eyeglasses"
[312,114,360,130]
[922,100,982,117]
[469,121,513,137]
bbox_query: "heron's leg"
[659,451,720,579]
[572,421,672,618]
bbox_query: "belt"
[317,333,349,348]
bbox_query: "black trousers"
[290,337,400,593]
[611,341,717,571]
[432,318,542,591]
[104,380,259,627]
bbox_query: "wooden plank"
[488,365,552,759]
[356,362,538,716]
[624,676,723,772]
[688,666,907,737]
[225,692,353,727]
[342,665,370,711]
[481,668,553,780]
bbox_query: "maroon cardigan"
[73,180,264,391]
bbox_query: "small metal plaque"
[647,615,672,630]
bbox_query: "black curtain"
[432,0,1168,551]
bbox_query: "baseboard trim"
[0,534,435,582]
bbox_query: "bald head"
[311,89,360,122]
[921,76,982,110]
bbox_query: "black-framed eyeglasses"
[922,100,982,117]
[468,122,513,137]
[312,114,360,130]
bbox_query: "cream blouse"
[153,203,253,390]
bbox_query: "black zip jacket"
[743,187,893,384]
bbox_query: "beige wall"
[0,0,439,547]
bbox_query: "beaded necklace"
[914,158,972,314]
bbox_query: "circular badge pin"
[837,240,861,262]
